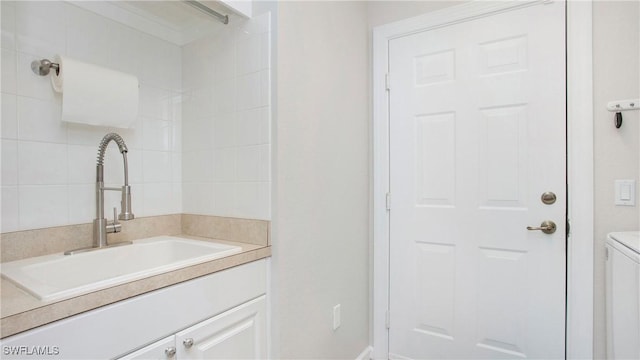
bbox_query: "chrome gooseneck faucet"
[65,133,134,255]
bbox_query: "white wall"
[592,1,640,358]
[181,13,272,220]
[272,1,370,358]
[1,1,182,232]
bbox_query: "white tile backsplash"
[126,150,144,185]
[15,1,67,57]
[0,3,271,230]
[139,32,182,90]
[143,182,174,216]
[18,141,68,185]
[1,1,16,51]
[1,139,18,185]
[187,36,218,86]
[182,116,213,152]
[212,77,236,114]
[1,93,18,139]
[67,183,94,224]
[212,148,236,183]
[236,146,261,182]
[260,32,270,70]
[236,108,262,146]
[182,12,271,220]
[65,4,110,67]
[102,145,128,184]
[143,151,173,183]
[260,69,270,107]
[182,87,213,123]
[67,144,97,184]
[171,118,182,152]
[171,182,182,214]
[17,96,66,143]
[1,186,19,232]
[212,36,236,81]
[1,49,17,93]
[212,182,235,216]
[259,107,271,144]
[183,151,213,183]
[19,185,69,229]
[213,113,237,148]
[236,72,261,111]
[183,182,214,215]
[142,118,172,151]
[171,153,182,183]
[236,182,268,220]
[106,21,142,76]
[140,86,174,121]
[259,144,270,182]
[236,33,261,76]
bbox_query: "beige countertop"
[0,235,271,339]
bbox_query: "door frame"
[371,1,594,359]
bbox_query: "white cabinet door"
[118,336,176,360]
[176,295,267,360]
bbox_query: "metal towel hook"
[31,59,59,76]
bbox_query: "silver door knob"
[527,220,557,234]
[183,338,194,348]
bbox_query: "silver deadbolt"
[541,192,557,205]
[527,220,557,234]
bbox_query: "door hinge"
[385,193,391,211]
[566,218,571,237]
[385,310,390,329]
[385,73,390,91]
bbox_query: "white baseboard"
[355,346,373,360]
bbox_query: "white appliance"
[606,231,640,359]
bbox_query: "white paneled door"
[388,2,566,359]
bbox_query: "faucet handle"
[106,207,122,234]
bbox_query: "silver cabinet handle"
[183,338,194,348]
[527,220,557,234]
[165,347,176,358]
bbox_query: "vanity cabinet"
[120,296,266,359]
[1,260,267,359]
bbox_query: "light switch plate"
[615,180,636,206]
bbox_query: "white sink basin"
[1,236,242,302]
